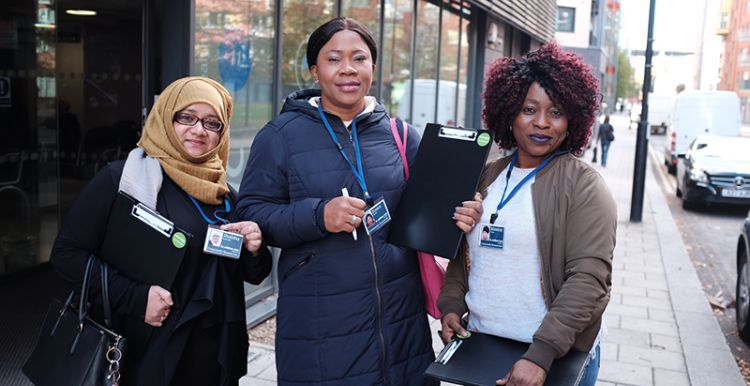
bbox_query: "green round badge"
[172,232,187,249]
[477,132,491,147]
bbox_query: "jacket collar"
[280,89,386,130]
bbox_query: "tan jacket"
[437,153,617,372]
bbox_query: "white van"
[397,79,466,136]
[647,94,674,134]
[664,90,741,173]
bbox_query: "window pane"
[194,0,276,190]
[438,1,470,128]
[282,0,335,97]
[401,0,440,134]
[557,7,575,32]
[342,0,381,97]
[381,0,414,120]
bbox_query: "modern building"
[0,0,557,321]
[555,0,621,114]
[718,0,750,123]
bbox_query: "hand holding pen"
[323,188,366,239]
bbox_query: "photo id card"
[203,225,244,259]
[479,223,504,249]
[364,198,391,235]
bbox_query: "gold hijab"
[138,77,233,205]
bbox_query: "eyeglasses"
[173,112,224,132]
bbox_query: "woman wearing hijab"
[50,77,273,386]
[236,18,481,385]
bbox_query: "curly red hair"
[482,41,601,155]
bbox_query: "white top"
[464,164,547,343]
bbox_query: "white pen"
[341,188,357,241]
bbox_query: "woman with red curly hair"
[437,41,616,386]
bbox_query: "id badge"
[364,198,391,235]
[203,225,244,259]
[478,222,505,249]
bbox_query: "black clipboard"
[98,191,193,357]
[99,191,192,289]
[424,331,590,386]
[388,123,494,259]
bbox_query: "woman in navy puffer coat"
[235,18,482,386]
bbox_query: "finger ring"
[350,214,357,226]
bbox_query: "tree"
[616,48,636,100]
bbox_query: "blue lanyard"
[189,195,231,224]
[489,151,569,224]
[318,104,373,205]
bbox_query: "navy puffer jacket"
[237,89,437,385]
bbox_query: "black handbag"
[23,255,127,386]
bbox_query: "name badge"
[479,223,504,249]
[364,198,391,235]
[203,225,244,259]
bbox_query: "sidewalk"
[241,114,746,386]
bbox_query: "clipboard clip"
[438,126,478,142]
[131,203,174,237]
[435,338,463,365]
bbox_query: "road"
[619,113,750,378]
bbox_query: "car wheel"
[667,163,676,175]
[737,249,750,342]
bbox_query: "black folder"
[98,191,193,357]
[388,124,494,259]
[424,331,590,386]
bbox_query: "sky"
[619,0,710,54]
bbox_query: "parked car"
[675,135,750,210]
[664,90,741,174]
[736,211,750,342]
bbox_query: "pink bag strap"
[390,118,409,182]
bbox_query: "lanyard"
[189,195,231,225]
[318,104,373,205]
[489,150,569,224]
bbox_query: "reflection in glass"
[439,1,470,128]
[282,0,335,97]
[194,0,276,189]
[342,0,380,97]
[381,0,414,119]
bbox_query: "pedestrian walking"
[438,41,616,386]
[235,17,480,386]
[49,77,273,386]
[598,115,615,167]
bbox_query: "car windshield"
[694,138,750,162]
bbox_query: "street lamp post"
[630,0,657,222]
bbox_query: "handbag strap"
[101,262,114,329]
[390,118,409,182]
[78,255,96,328]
